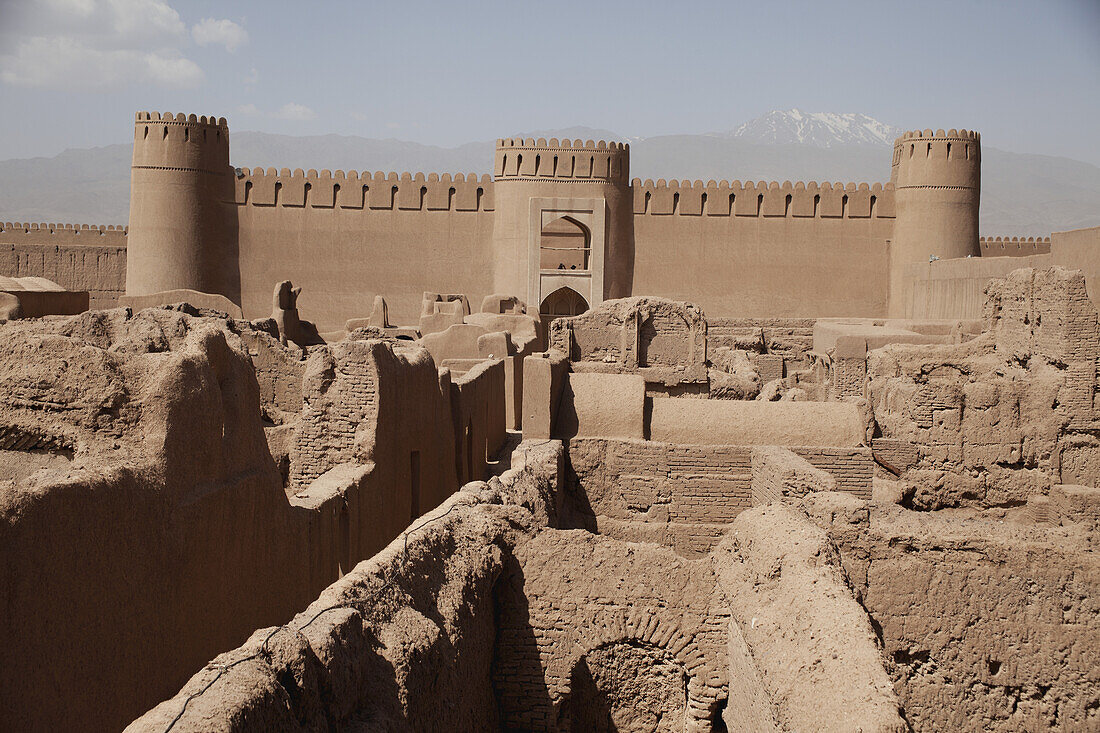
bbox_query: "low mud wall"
[129,441,564,732]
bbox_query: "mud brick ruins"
[1,111,1099,732]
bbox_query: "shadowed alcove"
[540,215,591,271]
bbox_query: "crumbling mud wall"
[0,307,501,733]
[821,501,1100,732]
[494,479,905,732]
[550,297,708,387]
[707,317,816,385]
[868,267,1100,508]
[128,435,914,733]
[494,530,732,729]
[714,497,906,733]
[0,309,302,733]
[128,441,564,732]
[750,445,838,504]
[565,438,873,557]
[449,358,508,485]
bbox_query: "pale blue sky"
[1,0,1098,164]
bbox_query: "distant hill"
[1,112,1097,236]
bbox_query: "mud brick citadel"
[1,111,1098,732]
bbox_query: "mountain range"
[2,110,1097,236]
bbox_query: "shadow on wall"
[564,640,692,732]
[0,305,508,733]
[490,549,558,730]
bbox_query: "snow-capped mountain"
[725,109,905,147]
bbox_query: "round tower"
[490,137,633,319]
[127,112,238,301]
[888,128,981,316]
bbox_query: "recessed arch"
[539,286,588,320]
[540,215,591,271]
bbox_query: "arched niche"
[540,215,590,271]
[539,286,589,320]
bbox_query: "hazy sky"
[1,0,1099,164]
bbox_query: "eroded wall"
[824,503,1099,732]
[0,308,498,733]
[494,529,731,730]
[565,439,873,557]
[0,222,127,308]
[128,440,565,733]
[869,267,1100,509]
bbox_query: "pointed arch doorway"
[539,286,588,330]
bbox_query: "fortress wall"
[630,180,895,318]
[0,222,127,308]
[1050,225,1100,307]
[233,168,496,331]
[901,254,1053,319]
[980,236,1051,257]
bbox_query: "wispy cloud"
[0,0,207,89]
[274,102,317,121]
[191,17,248,52]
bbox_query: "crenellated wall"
[630,178,896,317]
[980,235,1051,257]
[11,111,1077,329]
[0,222,127,308]
[231,166,496,330]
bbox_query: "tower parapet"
[494,138,629,184]
[127,111,237,301]
[888,128,981,317]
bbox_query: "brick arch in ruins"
[556,606,727,729]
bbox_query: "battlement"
[233,167,495,211]
[979,236,1052,256]
[0,221,128,244]
[135,111,228,128]
[497,137,628,151]
[132,110,230,175]
[891,127,981,189]
[494,137,629,183]
[630,178,895,218]
[895,128,980,142]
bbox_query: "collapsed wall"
[0,308,298,732]
[131,438,910,733]
[0,305,503,733]
[868,267,1100,508]
[129,440,565,732]
[817,498,1099,732]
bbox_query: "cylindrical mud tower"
[491,137,634,319]
[127,112,238,301]
[888,128,981,317]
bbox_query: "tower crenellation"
[494,137,629,184]
[132,111,230,176]
[891,128,981,190]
